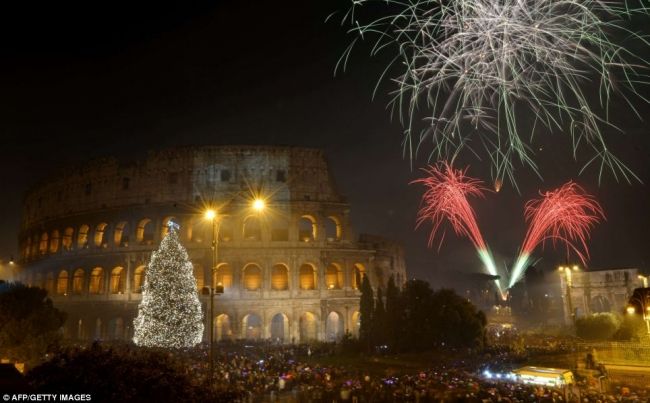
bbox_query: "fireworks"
[413,162,502,292]
[338,0,648,184]
[414,163,604,292]
[508,182,605,287]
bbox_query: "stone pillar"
[263,310,270,339]
[104,267,111,296]
[321,307,328,342]
[290,254,299,298]
[125,255,132,295]
[292,309,301,343]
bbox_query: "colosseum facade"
[17,146,407,343]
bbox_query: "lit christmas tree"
[133,222,204,348]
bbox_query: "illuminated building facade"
[17,146,406,342]
[559,267,643,324]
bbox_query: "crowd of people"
[177,341,649,402]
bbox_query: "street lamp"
[639,275,648,289]
[202,208,221,380]
[252,198,265,212]
[202,198,266,380]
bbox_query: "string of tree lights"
[133,221,204,348]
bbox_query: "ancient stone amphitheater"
[18,146,406,343]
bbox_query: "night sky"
[1,1,649,286]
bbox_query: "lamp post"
[202,198,266,380]
[559,265,579,324]
[202,208,220,380]
[639,275,648,289]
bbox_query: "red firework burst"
[520,181,605,263]
[412,162,488,251]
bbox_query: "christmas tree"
[133,222,204,348]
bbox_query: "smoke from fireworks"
[508,182,605,287]
[337,0,648,185]
[413,162,502,292]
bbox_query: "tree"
[399,279,436,351]
[357,278,487,353]
[372,287,387,347]
[358,274,374,349]
[385,275,401,349]
[0,282,66,367]
[133,225,204,348]
[575,313,620,340]
[431,288,486,348]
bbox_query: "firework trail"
[337,0,648,185]
[413,162,503,293]
[508,182,605,288]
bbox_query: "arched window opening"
[271,264,289,290]
[188,216,205,243]
[242,314,262,340]
[161,216,177,238]
[89,267,104,294]
[136,219,154,245]
[94,318,103,340]
[57,270,68,295]
[299,312,318,341]
[215,314,232,341]
[39,232,49,255]
[214,264,233,290]
[110,267,125,294]
[352,264,366,290]
[218,216,233,242]
[298,216,317,242]
[133,266,145,293]
[73,269,85,294]
[299,264,316,290]
[325,216,342,241]
[326,311,344,341]
[23,237,32,260]
[94,223,108,247]
[186,217,204,243]
[44,273,54,295]
[77,319,85,340]
[114,221,129,247]
[351,311,361,337]
[110,318,124,340]
[243,264,262,291]
[49,230,60,253]
[325,263,343,290]
[77,224,90,248]
[270,313,289,343]
[30,235,38,257]
[62,227,74,250]
[193,263,204,290]
[242,216,261,241]
[590,296,612,313]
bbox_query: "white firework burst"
[336,0,649,186]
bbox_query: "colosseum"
[17,146,407,343]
